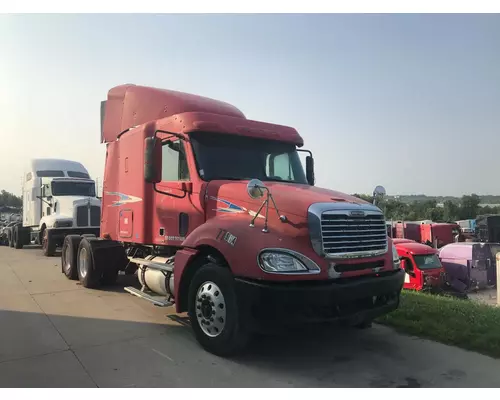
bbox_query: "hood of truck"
[205,181,371,219]
[53,196,101,217]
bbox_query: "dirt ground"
[1,245,500,388]
[468,288,498,306]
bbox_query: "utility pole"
[497,252,500,306]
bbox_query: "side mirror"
[306,156,315,186]
[247,179,266,200]
[144,136,162,183]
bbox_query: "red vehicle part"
[395,240,444,291]
[420,223,460,248]
[394,222,421,242]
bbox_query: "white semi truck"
[12,159,102,256]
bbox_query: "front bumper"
[235,269,405,331]
[47,227,100,243]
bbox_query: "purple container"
[438,242,500,292]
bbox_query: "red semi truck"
[394,221,460,248]
[60,84,405,356]
[393,239,445,291]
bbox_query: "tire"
[8,231,14,248]
[42,228,56,256]
[61,235,82,280]
[77,238,101,288]
[13,226,23,249]
[188,262,250,357]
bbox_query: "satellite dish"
[373,185,386,206]
[373,185,386,197]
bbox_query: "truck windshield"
[51,181,96,197]
[190,132,308,184]
[413,254,442,270]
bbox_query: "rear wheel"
[77,239,101,288]
[61,235,82,280]
[13,226,23,249]
[188,262,250,357]
[42,228,56,256]
[8,230,14,247]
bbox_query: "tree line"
[0,190,22,208]
[352,193,498,222]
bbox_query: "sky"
[0,13,499,197]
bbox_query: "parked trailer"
[439,242,500,293]
[475,215,500,243]
[11,159,101,256]
[61,84,405,356]
[394,221,460,248]
[394,221,421,242]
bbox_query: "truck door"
[153,138,204,245]
[401,256,419,290]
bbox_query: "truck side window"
[161,140,190,181]
[402,257,414,274]
[267,153,294,181]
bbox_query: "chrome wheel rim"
[196,281,226,338]
[79,247,88,279]
[63,245,72,273]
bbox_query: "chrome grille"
[321,211,387,256]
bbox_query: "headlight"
[258,249,320,274]
[392,244,401,270]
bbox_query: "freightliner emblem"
[349,210,366,217]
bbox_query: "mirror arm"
[297,149,312,157]
[36,195,52,207]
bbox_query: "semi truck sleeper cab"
[60,84,405,356]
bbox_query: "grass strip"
[376,290,500,358]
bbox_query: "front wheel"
[188,263,250,357]
[42,229,56,256]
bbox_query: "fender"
[181,213,263,274]
[175,214,276,313]
[173,247,199,313]
[39,215,57,230]
[39,214,74,230]
[180,213,312,279]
